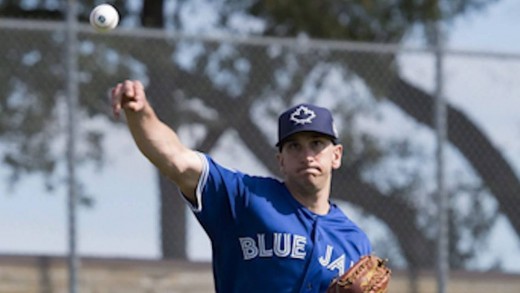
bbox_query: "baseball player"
[111,80,372,293]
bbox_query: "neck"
[286,182,331,215]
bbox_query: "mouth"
[298,166,321,175]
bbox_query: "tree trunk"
[141,0,164,27]
[159,175,187,259]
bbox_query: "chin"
[299,178,322,190]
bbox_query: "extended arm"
[111,80,202,203]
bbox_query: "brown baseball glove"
[326,255,391,293]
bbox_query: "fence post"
[434,20,449,293]
[65,1,80,293]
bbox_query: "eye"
[311,139,324,147]
[310,138,330,151]
[285,141,300,151]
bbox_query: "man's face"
[277,132,343,192]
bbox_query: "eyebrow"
[285,134,330,143]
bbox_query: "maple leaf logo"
[290,105,316,125]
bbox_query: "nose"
[300,145,316,162]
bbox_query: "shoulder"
[203,153,282,187]
[243,173,283,186]
[327,204,372,243]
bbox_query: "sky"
[1,0,520,273]
[446,0,520,54]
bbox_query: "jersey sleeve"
[188,153,251,241]
[182,152,209,213]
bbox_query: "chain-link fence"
[1,17,520,292]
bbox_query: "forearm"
[124,103,197,183]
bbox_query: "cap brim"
[276,131,337,147]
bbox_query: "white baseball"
[89,4,119,32]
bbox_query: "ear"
[276,152,284,169]
[331,144,343,170]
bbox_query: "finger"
[120,80,146,112]
[111,83,123,118]
[133,80,144,96]
[123,80,135,98]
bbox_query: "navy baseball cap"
[276,103,338,147]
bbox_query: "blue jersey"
[188,154,372,293]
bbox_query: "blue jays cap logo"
[276,103,338,147]
[290,105,316,125]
